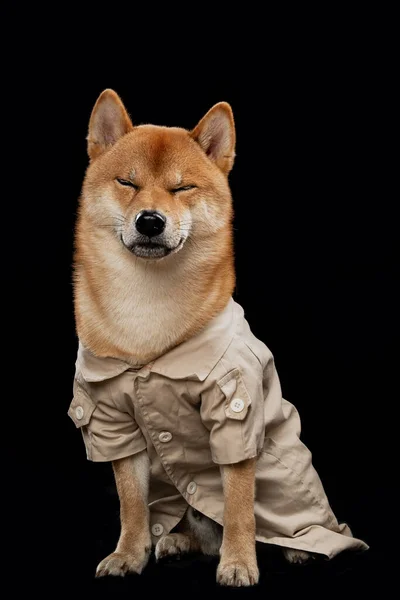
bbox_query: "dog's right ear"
[87,89,133,160]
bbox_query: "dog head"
[81,89,236,260]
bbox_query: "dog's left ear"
[191,103,236,174]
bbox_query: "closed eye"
[171,185,197,193]
[115,177,139,190]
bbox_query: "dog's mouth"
[127,238,184,259]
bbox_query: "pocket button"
[230,398,245,413]
[75,406,84,420]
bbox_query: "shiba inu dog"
[70,90,367,587]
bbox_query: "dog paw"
[283,548,312,564]
[217,560,259,587]
[155,533,191,561]
[96,549,150,577]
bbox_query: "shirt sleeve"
[200,340,269,465]
[68,377,147,462]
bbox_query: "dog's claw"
[217,560,259,587]
[96,549,150,577]
[155,533,191,561]
[283,548,313,564]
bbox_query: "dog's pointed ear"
[87,89,133,160]
[190,102,236,174]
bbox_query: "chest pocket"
[217,368,251,421]
[68,381,96,428]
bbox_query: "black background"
[9,17,397,598]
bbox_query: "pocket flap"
[217,368,251,421]
[68,381,96,428]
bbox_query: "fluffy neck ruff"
[74,222,235,365]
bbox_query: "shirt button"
[230,398,245,413]
[151,523,164,536]
[159,431,172,443]
[187,481,197,495]
[75,406,84,420]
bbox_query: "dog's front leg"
[217,457,259,587]
[96,450,151,577]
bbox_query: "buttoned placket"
[133,371,199,539]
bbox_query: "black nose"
[135,210,166,237]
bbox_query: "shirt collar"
[77,298,241,383]
[76,343,135,383]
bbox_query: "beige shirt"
[68,298,368,558]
